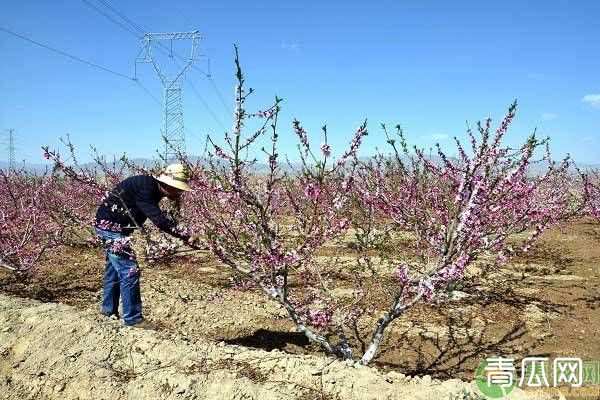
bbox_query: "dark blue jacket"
[95,175,187,240]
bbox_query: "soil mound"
[0,294,547,399]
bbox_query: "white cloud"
[582,94,600,109]
[541,113,558,121]
[281,42,299,51]
[431,133,449,140]
[421,133,449,141]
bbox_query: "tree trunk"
[359,291,424,365]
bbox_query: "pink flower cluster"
[307,310,333,327]
[94,218,122,232]
[583,170,600,222]
[356,102,577,303]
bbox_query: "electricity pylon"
[6,129,15,171]
[135,31,204,162]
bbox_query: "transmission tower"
[6,129,15,171]
[135,31,204,162]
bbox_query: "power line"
[79,0,215,151]
[0,23,207,157]
[135,79,162,106]
[81,0,228,150]
[0,22,188,131]
[0,26,134,81]
[184,127,207,148]
[81,0,141,38]
[177,54,233,118]
[162,53,228,132]
[96,0,146,35]
[81,0,191,85]
[82,0,226,126]
[187,79,228,132]
[207,75,232,116]
[85,0,232,122]
[5,26,131,79]
[93,0,189,61]
[82,0,182,66]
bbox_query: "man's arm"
[134,194,189,241]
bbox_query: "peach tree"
[180,49,576,364]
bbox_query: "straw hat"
[155,164,193,192]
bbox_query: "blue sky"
[1,0,599,164]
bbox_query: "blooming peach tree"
[582,168,600,222]
[351,105,578,363]
[180,46,367,359]
[179,49,577,364]
[40,141,126,247]
[0,168,59,273]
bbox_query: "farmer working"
[94,164,194,328]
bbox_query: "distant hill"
[0,161,52,174]
[1,157,598,175]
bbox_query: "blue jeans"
[95,227,143,325]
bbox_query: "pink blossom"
[394,265,409,285]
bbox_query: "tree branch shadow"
[223,328,310,351]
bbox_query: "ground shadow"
[573,293,600,310]
[374,314,549,380]
[364,266,571,379]
[513,242,578,275]
[224,328,310,351]
[0,270,99,304]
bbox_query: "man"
[94,164,194,328]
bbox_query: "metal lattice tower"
[135,31,204,161]
[6,129,15,171]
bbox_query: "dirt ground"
[1,219,599,399]
[1,293,522,399]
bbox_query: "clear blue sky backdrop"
[1,0,599,163]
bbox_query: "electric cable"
[81,0,141,38]
[88,0,232,121]
[0,25,133,80]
